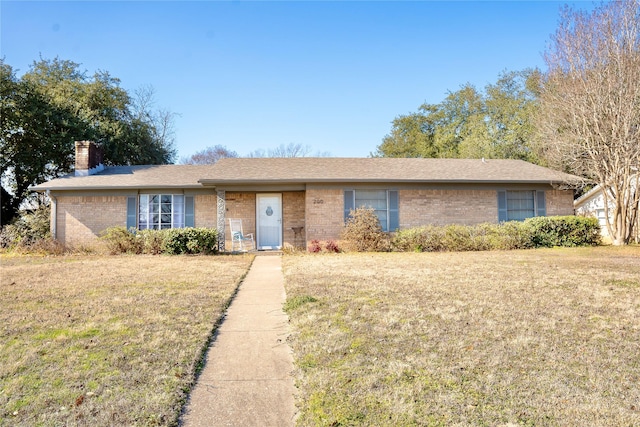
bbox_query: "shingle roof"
[199,158,580,185]
[31,158,580,192]
[31,165,214,191]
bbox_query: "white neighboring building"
[574,182,639,243]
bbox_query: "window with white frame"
[344,189,399,232]
[138,194,185,230]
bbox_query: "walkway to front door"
[180,254,296,426]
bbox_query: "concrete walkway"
[180,254,297,427]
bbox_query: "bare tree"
[537,0,640,245]
[247,143,313,158]
[181,145,238,165]
[131,85,178,162]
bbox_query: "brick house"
[32,141,579,250]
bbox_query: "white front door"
[256,194,282,249]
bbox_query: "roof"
[199,158,580,185]
[574,174,638,208]
[31,158,581,192]
[30,165,214,191]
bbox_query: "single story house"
[574,180,639,243]
[32,141,580,251]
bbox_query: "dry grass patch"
[283,247,640,426]
[0,254,253,426]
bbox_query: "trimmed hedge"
[391,216,601,252]
[100,227,218,255]
[526,216,601,248]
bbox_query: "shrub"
[0,205,71,255]
[341,208,390,252]
[0,205,51,250]
[391,216,599,253]
[307,239,341,253]
[525,216,601,247]
[100,227,218,255]
[100,227,143,254]
[137,229,166,255]
[308,239,322,253]
[163,228,218,255]
[324,240,340,253]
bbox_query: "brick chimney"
[75,141,105,176]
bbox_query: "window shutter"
[388,190,399,231]
[126,196,137,230]
[185,196,195,227]
[344,190,354,222]
[497,191,507,222]
[536,191,546,217]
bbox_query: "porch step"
[256,250,283,256]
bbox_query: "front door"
[256,194,282,249]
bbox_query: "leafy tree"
[537,0,640,245]
[373,70,541,163]
[181,145,239,165]
[372,110,438,158]
[0,57,176,223]
[484,69,542,162]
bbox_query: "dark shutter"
[126,196,137,230]
[344,190,354,222]
[185,196,195,227]
[388,190,399,231]
[536,191,546,217]
[497,191,507,222]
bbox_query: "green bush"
[100,227,218,255]
[163,228,218,255]
[525,216,601,247]
[391,216,600,253]
[341,208,390,252]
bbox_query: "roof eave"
[31,184,207,192]
[199,178,571,185]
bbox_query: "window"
[498,190,546,222]
[126,195,194,230]
[344,189,399,232]
[138,194,184,230]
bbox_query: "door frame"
[256,193,283,250]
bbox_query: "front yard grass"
[283,246,640,426]
[0,254,253,426]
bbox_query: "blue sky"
[1,1,594,160]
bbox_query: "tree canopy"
[1,57,176,225]
[537,0,640,245]
[373,69,542,164]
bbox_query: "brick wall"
[305,188,344,242]
[400,189,498,227]
[194,194,217,228]
[223,192,256,250]
[546,189,574,216]
[223,191,306,250]
[283,192,306,248]
[56,195,127,244]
